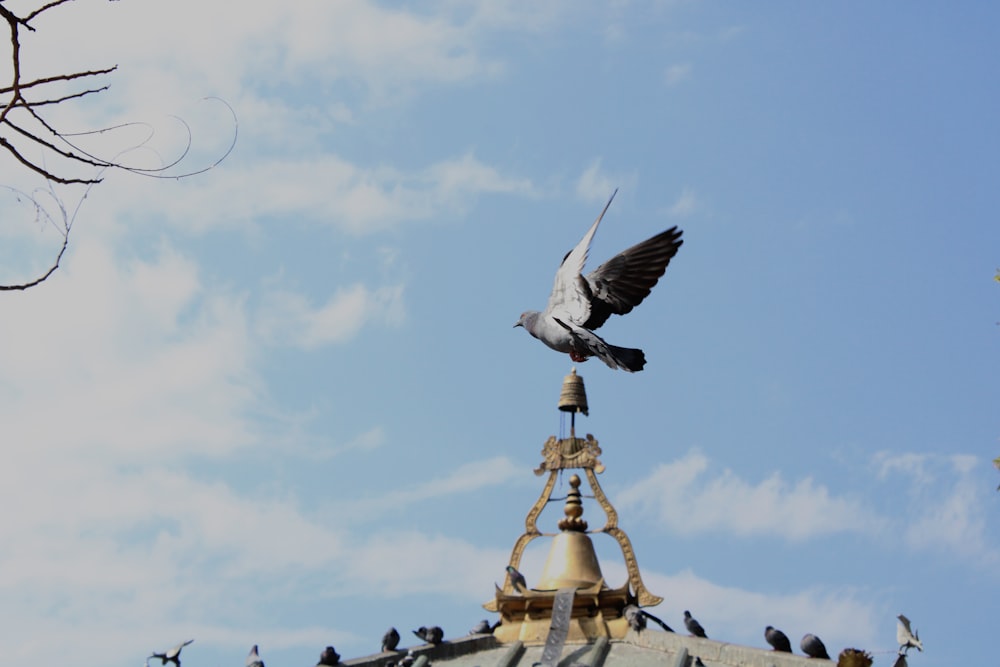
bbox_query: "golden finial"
[557,474,588,532]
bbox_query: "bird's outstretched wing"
[582,225,683,330]
[545,190,618,325]
[167,640,194,658]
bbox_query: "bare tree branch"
[0,0,237,290]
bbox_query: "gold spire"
[536,474,603,590]
[485,370,663,644]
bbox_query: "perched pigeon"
[318,646,340,666]
[683,611,707,638]
[149,640,194,667]
[246,645,264,667]
[624,605,646,632]
[468,619,498,635]
[382,627,401,652]
[514,190,684,372]
[800,634,831,660]
[765,626,792,652]
[896,614,923,653]
[413,626,444,645]
[506,565,528,593]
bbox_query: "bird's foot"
[569,350,590,362]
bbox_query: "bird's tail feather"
[605,344,646,372]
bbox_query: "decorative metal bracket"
[503,435,662,607]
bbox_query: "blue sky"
[0,2,997,667]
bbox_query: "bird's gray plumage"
[382,627,400,652]
[514,190,683,372]
[469,619,497,635]
[149,640,194,667]
[506,565,528,593]
[413,626,444,645]
[318,646,340,666]
[896,614,923,653]
[800,634,830,660]
[246,644,264,667]
[765,626,792,653]
[683,610,707,638]
[624,605,646,632]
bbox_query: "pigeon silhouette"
[515,190,683,372]
[468,619,499,635]
[896,614,923,653]
[246,645,264,667]
[413,626,444,645]
[506,565,528,593]
[317,646,340,666]
[149,640,194,667]
[765,626,792,652]
[382,628,400,652]
[683,611,707,638]
[800,634,831,660]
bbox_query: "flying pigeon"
[246,645,264,667]
[318,646,340,666]
[382,627,400,652]
[413,626,444,645]
[800,634,831,660]
[683,610,707,638]
[514,190,684,372]
[624,605,646,632]
[896,614,923,653]
[149,640,194,667]
[506,565,528,593]
[765,626,792,652]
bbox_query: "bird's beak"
[513,320,522,328]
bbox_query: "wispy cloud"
[874,451,999,565]
[576,159,638,204]
[255,283,405,349]
[664,63,692,86]
[627,567,882,652]
[617,450,884,540]
[338,457,525,520]
[668,187,698,217]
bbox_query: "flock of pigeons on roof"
[622,606,924,666]
[143,610,922,667]
[515,189,684,372]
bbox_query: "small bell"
[558,367,589,416]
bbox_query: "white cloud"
[631,568,882,652]
[254,283,405,349]
[668,186,698,217]
[576,158,637,204]
[0,240,260,459]
[339,456,525,520]
[664,63,692,86]
[874,452,999,564]
[617,451,883,541]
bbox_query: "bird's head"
[514,311,537,329]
